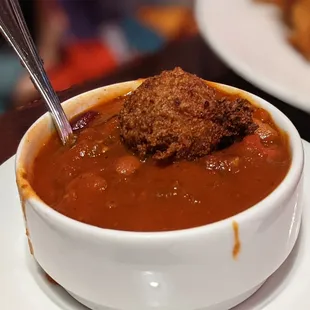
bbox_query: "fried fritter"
[119,67,257,160]
[258,0,310,60]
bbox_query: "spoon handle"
[0,0,73,145]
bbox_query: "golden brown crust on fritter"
[119,68,257,161]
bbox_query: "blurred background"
[2,0,310,166]
[0,0,196,114]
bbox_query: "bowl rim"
[15,80,304,241]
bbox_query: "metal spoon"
[0,0,73,145]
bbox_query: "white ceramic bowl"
[16,81,304,310]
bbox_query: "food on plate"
[258,0,310,60]
[31,68,291,232]
[119,67,257,160]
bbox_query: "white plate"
[1,141,310,310]
[195,0,310,113]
